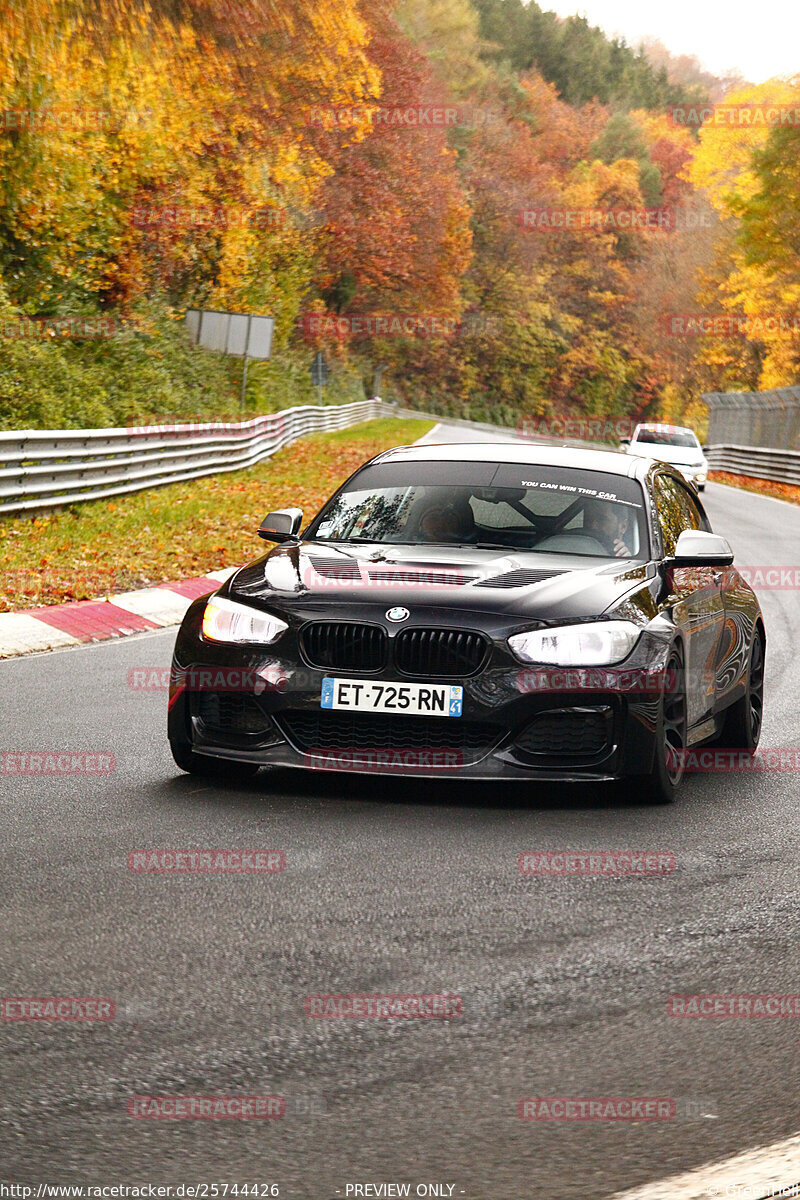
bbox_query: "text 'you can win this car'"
[168,442,765,804]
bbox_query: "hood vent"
[367,569,473,586]
[308,558,567,589]
[476,567,566,589]
[309,556,477,587]
[309,557,362,581]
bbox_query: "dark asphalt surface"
[2,426,800,1198]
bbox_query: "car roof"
[371,439,651,479]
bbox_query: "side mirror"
[619,437,630,448]
[667,529,734,568]
[258,507,303,542]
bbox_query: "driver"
[583,499,632,557]
[418,498,476,543]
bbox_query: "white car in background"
[622,423,708,491]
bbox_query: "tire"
[628,648,687,805]
[169,739,261,780]
[714,629,765,752]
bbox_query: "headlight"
[508,620,642,666]
[201,596,288,644]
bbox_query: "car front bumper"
[167,597,674,783]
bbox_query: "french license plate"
[320,677,463,718]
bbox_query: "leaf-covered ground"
[0,418,433,612]
[709,471,800,507]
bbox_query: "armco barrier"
[5,404,797,516]
[0,400,388,514]
[704,443,800,487]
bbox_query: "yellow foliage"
[686,80,800,215]
[0,0,380,315]
[684,81,800,389]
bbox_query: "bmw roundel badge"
[386,606,410,622]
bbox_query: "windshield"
[634,428,700,449]
[306,461,649,559]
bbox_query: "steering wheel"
[583,527,617,554]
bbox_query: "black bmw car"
[168,442,765,803]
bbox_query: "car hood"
[629,444,705,467]
[227,541,654,623]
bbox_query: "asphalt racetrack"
[2,424,799,1198]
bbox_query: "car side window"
[654,476,686,556]
[672,479,709,532]
[654,474,709,556]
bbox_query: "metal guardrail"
[4,402,797,516]
[705,443,800,486]
[0,400,388,514]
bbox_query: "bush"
[0,288,368,431]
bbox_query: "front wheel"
[628,648,687,805]
[169,739,261,780]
